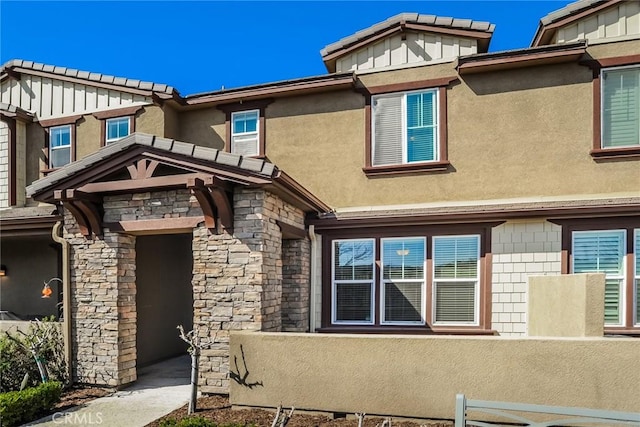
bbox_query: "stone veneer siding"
[281,238,311,332]
[491,220,562,336]
[195,189,306,394]
[0,121,8,208]
[66,186,307,391]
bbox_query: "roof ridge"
[1,58,179,96]
[321,12,495,57]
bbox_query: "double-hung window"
[105,117,130,144]
[433,235,480,325]
[332,239,375,324]
[328,231,485,330]
[231,110,259,156]
[381,238,426,324]
[569,226,640,328]
[372,90,439,166]
[601,65,640,150]
[49,125,72,169]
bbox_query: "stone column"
[281,238,310,332]
[64,210,136,387]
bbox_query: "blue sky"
[0,1,571,96]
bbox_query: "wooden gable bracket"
[126,159,160,180]
[54,189,103,238]
[187,176,234,235]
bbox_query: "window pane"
[50,126,71,148]
[384,281,422,322]
[118,120,129,137]
[50,147,70,168]
[382,238,424,280]
[435,281,475,323]
[372,94,403,166]
[573,231,624,275]
[604,278,622,324]
[434,236,479,279]
[407,91,436,163]
[107,117,129,142]
[408,127,435,162]
[336,283,372,322]
[231,134,258,156]
[602,67,639,148]
[334,240,374,281]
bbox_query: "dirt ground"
[147,395,454,427]
[54,385,112,412]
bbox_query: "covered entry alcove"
[26,133,328,390]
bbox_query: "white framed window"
[372,89,438,166]
[572,230,626,326]
[432,235,480,325]
[381,237,426,325]
[106,117,130,144]
[601,65,640,149]
[635,229,639,326]
[49,125,72,169]
[331,239,375,325]
[231,110,259,156]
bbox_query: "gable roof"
[531,0,623,46]
[0,102,33,121]
[1,59,180,100]
[321,12,495,72]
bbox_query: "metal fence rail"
[455,394,640,427]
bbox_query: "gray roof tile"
[1,59,177,96]
[26,133,277,197]
[322,12,495,57]
[540,0,602,25]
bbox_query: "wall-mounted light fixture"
[42,277,62,298]
[0,265,6,276]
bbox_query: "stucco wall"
[136,105,165,136]
[178,108,226,150]
[25,122,45,185]
[230,332,640,420]
[257,42,640,209]
[75,115,101,161]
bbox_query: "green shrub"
[0,319,67,392]
[0,381,62,427]
[159,417,256,427]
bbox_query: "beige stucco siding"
[75,115,101,160]
[264,57,640,209]
[178,108,226,150]
[135,105,165,136]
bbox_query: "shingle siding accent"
[491,220,562,336]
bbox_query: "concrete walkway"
[26,355,192,427]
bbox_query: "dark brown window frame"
[551,216,640,335]
[39,115,83,174]
[587,55,640,160]
[93,105,143,147]
[361,77,458,177]
[217,99,274,158]
[318,222,495,335]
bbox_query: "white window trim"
[600,64,640,149]
[634,229,639,327]
[105,116,131,144]
[380,237,426,326]
[431,234,481,327]
[331,238,376,325]
[571,229,626,327]
[231,109,260,155]
[371,88,439,167]
[49,124,72,169]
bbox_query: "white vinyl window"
[231,110,259,156]
[372,89,438,166]
[381,237,426,325]
[332,239,375,324]
[602,66,640,148]
[106,117,130,144]
[432,235,480,325]
[572,230,626,326]
[49,125,72,168]
[635,230,640,326]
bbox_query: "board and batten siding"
[555,1,640,44]
[0,75,152,120]
[0,121,9,209]
[336,32,477,73]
